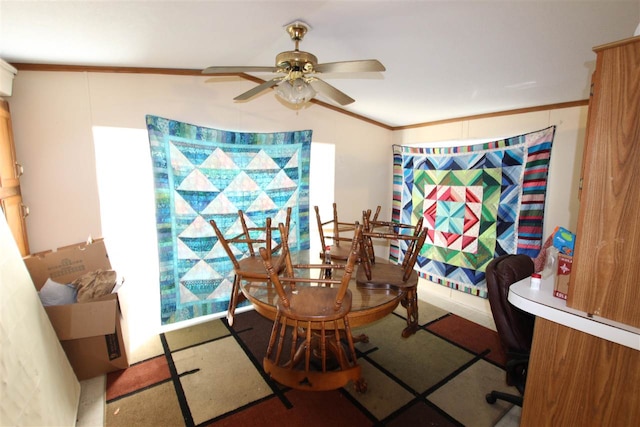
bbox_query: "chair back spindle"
[315,203,380,262]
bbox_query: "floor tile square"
[385,400,460,427]
[165,319,230,351]
[173,336,272,425]
[106,381,184,427]
[107,355,171,401]
[428,359,517,427]
[205,389,372,427]
[427,313,506,366]
[344,359,415,420]
[355,315,474,392]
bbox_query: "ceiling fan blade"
[202,66,276,74]
[314,59,385,74]
[234,78,281,101]
[310,79,355,106]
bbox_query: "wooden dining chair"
[314,203,380,262]
[259,222,366,392]
[357,212,427,337]
[360,208,424,264]
[209,207,291,326]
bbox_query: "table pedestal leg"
[287,329,361,369]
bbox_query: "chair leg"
[401,286,419,337]
[226,275,241,326]
[343,316,358,364]
[304,321,312,372]
[265,311,281,361]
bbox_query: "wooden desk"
[509,276,640,426]
[509,277,639,350]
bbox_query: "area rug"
[105,302,518,427]
[392,126,555,297]
[146,115,311,324]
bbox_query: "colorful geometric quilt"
[146,115,311,324]
[392,126,555,298]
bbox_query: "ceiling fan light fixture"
[203,21,383,106]
[275,78,316,104]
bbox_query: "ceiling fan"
[202,21,385,106]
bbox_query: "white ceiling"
[1,1,639,127]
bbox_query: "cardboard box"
[554,253,573,300]
[23,239,129,380]
[553,226,575,256]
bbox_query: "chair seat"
[278,287,353,321]
[237,254,284,277]
[355,263,418,290]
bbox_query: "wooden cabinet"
[0,99,20,188]
[521,37,640,426]
[567,36,640,328]
[1,192,29,255]
[0,99,29,256]
[522,318,639,426]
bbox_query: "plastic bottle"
[324,245,332,278]
[530,273,541,290]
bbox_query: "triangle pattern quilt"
[146,115,311,324]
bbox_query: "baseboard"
[417,279,496,331]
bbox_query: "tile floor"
[76,293,522,427]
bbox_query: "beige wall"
[7,70,586,350]
[10,71,394,253]
[8,71,394,353]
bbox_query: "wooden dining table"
[240,249,416,393]
[239,250,415,337]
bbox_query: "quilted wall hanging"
[392,126,555,298]
[146,115,311,324]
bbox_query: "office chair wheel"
[485,390,524,406]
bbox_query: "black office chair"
[484,254,535,407]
